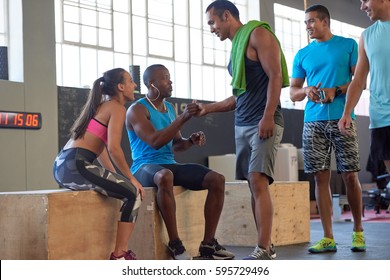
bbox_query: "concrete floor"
[225,220,390,260]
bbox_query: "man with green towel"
[197,0,289,260]
[290,4,365,254]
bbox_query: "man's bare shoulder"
[127,102,148,120]
[251,25,273,38]
[129,101,142,109]
[249,26,279,49]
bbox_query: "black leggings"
[53,148,140,222]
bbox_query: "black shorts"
[134,163,211,190]
[370,125,390,161]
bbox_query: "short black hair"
[205,0,240,20]
[143,64,167,87]
[305,4,331,27]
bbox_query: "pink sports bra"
[86,118,108,145]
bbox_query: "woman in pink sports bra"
[53,68,145,260]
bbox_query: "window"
[0,0,23,82]
[57,0,120,87]
[274,4,307,110]
[55,0,256,101]
[274,3,369,116]
[0,0,7,46]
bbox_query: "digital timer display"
[0,111,42,129]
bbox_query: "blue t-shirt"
[292,35,357,122]
[363,20,390,129]
[128,98,176,174]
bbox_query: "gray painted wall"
[0,0,57,191]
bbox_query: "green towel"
[231,20,290,97]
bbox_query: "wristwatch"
[335,86,342,97]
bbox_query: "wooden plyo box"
[216,181,310,246]
[0,189,120,260]
[0,187,207,260]
[130,187,207,260]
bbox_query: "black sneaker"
[198,238,235,260]
[167,239,192,260]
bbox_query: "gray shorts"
[235,124,284,184]
[303,120,360,173]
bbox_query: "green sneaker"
[351,231,366,252]
[308,237,337,253]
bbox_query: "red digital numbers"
[15,114,23,126]
[0,111,42,129]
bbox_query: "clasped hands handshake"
[182,100,206,117]
[183,100,206,146]
[182,101,207,147]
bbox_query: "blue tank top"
[363,21,390,129]
[228,56,284,127]
[128,98,177,174]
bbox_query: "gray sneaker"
[243,246,272,260]
[198,238,235,260]
[167,239,192,260]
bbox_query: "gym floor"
[225,212,390,260]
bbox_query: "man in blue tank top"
[339,0,390,177]
[290,5,365,254]
[126,64,235,260]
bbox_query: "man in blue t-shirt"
[339,0,390,177]
[290,5,365,254]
